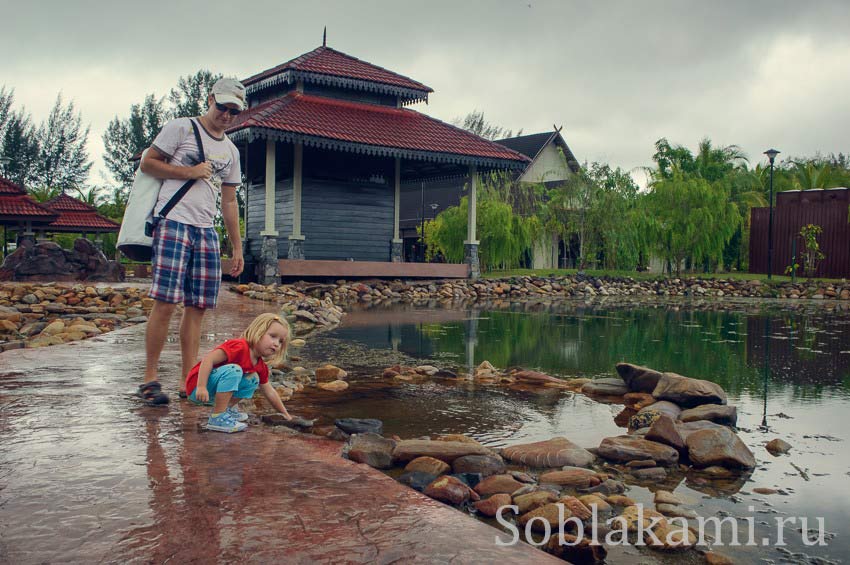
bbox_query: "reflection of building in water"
[746,316,850,387]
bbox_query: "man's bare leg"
[179,306,207,393]
[144,300,178,384]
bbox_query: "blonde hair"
[242,312,290,366]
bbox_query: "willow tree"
[644,172,740,275]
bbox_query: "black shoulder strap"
[158,118,206,220]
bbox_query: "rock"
[424,475,476,505]
[397,471,437,492]
[513,490,559,514]
[753,487,778,495]
[679,404,738,426]
[765,438,792,455]
[501,437,595,468]
[582,377,629,396]
[315,364,346,382]
[623,392,657,410]
[632,467,667,481]
[40,320,66,336]
[676,420,727,441]
[289,338,306,347]
[392,439,491,464]
[645,520,696,550]
[626,459,657,469]
[605,495,635,507]
[638,400,682,420]
[450,472,482,489]
[512,370,571,387]
[686,428,756,469]
[580,479,625,496]
[597,436,679,466]
[451,454,505,477]
[656,503,697,519]
[654,490,684,505]
[704,551,735,565]
[646,415,686,452]
[517,503,572,532]
[317,380,348,392]
[473,493,513,517]
[21,294,39,304]
[435,434,483,446]
[260,414,314,430]
[347,433,396,469]
[578,495,612,512]
[405,456,451,476]
[557,495,593,520]
[538,467,600,488]
[509,471,536,484]
[474,474,525,496]
[326,428,350,442]
[616,363,664,393]
[652,372,728,408]
[414,365,439,376]
[620,505,666,532]
[0,319,19,333]
[335,418,383,435]
[614,407,637,427]
[544,531,608,563]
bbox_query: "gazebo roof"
[228,92,530,170]
[0,176,58,223]
[43,193,120,233]
[242,46,433,105]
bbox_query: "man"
[137,77,246,405]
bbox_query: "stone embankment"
[232,275,850,308]
[0,283,151,351]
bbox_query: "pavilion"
[43,192,121,243]
[228,45,530,282]
[0,175,57,256]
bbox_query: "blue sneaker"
[206,412,247,433]
[226,405,249,423]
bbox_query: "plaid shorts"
[150,218,221,309]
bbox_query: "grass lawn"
[482,268,845,285]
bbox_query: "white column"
[393,158,401,242]
[291,142,304,239]
[260,139,278,236]
[465,165,479,244]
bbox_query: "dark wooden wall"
[750,188,850,278]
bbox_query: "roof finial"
[323,26,327,47]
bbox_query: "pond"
[288,300,850,564]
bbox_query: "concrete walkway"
[0,289,560,564]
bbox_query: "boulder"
[451,454,505,477]
[317,380,348,392]
[392,440,492,464]
[539,466,601,488]
[518,503,572,532]
[616,363,664,393]
[501,437,595,468]
[473,493,513,517]
[766,438,792,455]
[632,467,667,481]
[578,495,611,512]
[679,404,738,426]
[623,392,657,410]
[335,418,383,435]
[397,471,437,492]
[404,456,450,476]
[638,400,682,420]
[557,495,592,520]
[513,370,571,388]
[424,475,477,505]
[315,364,346,382]
[652,372,728,408]
[685,427,756,469]
[676,420,727,441]
[474,474,525,496]
[346,433,396,469]
[582,377,629,396]
[645,415,686,452]
[597,436,679,466]
[545,531,608,563]
[513,490,558,514]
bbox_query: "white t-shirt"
[152,117,241,228]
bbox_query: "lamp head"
[764,148,780,164]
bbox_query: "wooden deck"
[277,259,469,279]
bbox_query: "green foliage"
[799,224,825,278]
[102,94,166,188]
[0,88,40,188]
[168,70,223,120]
[34,94,92,190]
[644,172,740,275]
[452,110,517,141]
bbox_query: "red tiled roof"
[42,192,120,232]
[242,46,432,94]
[0,195,59,222]
[48,211,120,232]
[0,176,26,195]
[229,93,530,164]
[46,192,97,212]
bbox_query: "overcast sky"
[2,0,849,186]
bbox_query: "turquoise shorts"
[189,363,259,405]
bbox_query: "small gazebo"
[43,192,121,243]
[228,44,530,282]
[0,175,58,255]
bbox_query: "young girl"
[186,313,294,433]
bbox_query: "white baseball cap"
[211,78,247,110]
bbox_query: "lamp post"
[429,202,439,218]
[764,149,780,279]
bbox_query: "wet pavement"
[0,289,560,564]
